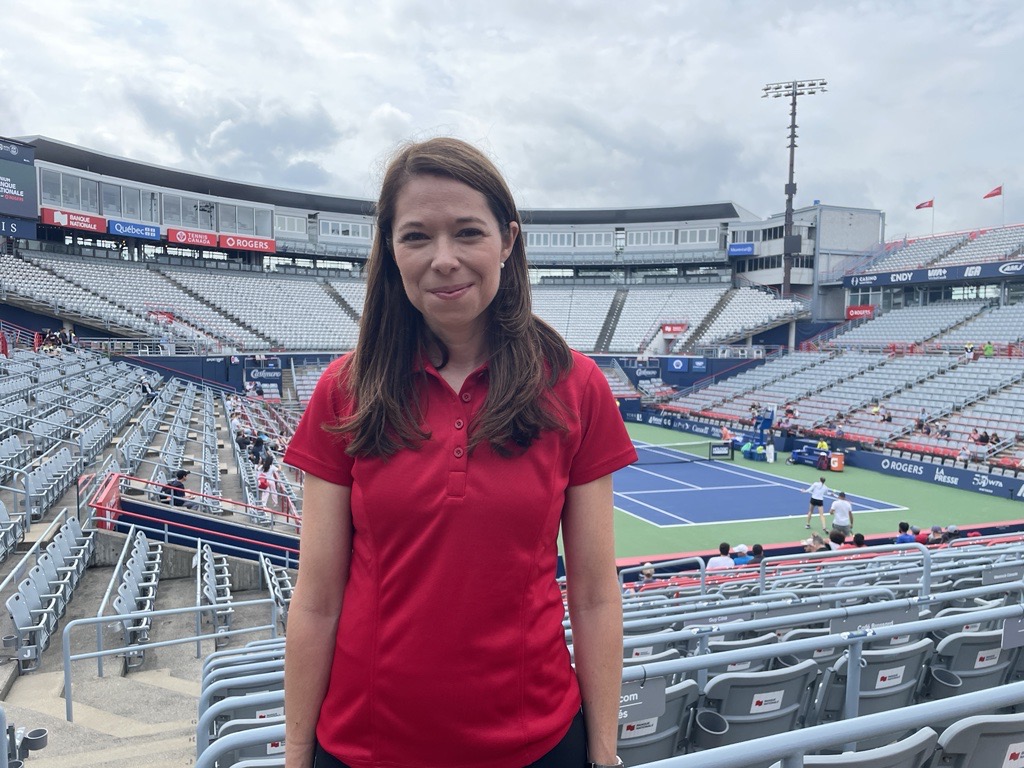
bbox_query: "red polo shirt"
[284,350,636,768]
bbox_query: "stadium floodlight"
[762,78,827,298]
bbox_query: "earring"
[500,262,506,269]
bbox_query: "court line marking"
[614,492,695,524]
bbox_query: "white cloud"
[2,0,1022,238]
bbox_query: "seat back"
[616,679,699,765]
[692,658,818,760]
[935,711,1024,768]
[768,726,938,768]
[810,638,934,751]
[927,629,1015,698]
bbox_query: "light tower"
[762,78,827,298]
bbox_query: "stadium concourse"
[3,139,1024,764]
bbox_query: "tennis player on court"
[804,475,830,531]
[283,138,637,768]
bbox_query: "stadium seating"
[932,224,1024,267]
[864,232,967,272]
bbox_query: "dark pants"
[313,709,588,768]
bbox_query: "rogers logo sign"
[219,234,276,253]
[881,458,924,476]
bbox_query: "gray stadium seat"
[616,678,699,765]
[768,726,938,767]
[933,711,1024,768]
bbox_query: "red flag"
[983,185,1003,199]
[915,199,934,210]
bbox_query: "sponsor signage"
[829,606,914,635]
[0,215,36,240]
[108,219,160,241]
[635,367,660,379]
[662,323,688,334]
[667,357,689,372]
[41,207,106,233]
[618,676,667,725]
[219,233,276,253]
[0,139,36,219]
[248,367,283,383]
[727,243,755,257]
[845,304,875,320]
[844,260,1024,288]
[845,451,1024,501]
[641,409,755,443]
[710,442,733,458]
[168,228,218,247]
[691,358,707,373]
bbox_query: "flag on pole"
[983,186,1003,199]
[915,199,934,209]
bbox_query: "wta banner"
[844,450,1024,502]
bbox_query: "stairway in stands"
[322,281,361,324]
[678,288,734,353]
[595,288,628,352]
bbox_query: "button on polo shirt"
[284,351,637,768]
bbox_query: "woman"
[257,454,281,512]
[283,138,636,768]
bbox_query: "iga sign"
[845,305,875,320]
[42,208,106,233]
[168,228,218,247]
[219,234,276,253]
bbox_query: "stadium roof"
[21,136,754,225]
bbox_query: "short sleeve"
[283,357,355,486]
[568,357,638,486]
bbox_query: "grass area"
[614,423,1024,560]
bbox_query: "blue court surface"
[614,441,905,528]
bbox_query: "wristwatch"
[588,759,624,768]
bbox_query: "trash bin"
[829,452,845,471]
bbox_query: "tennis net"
[632,440,735,466]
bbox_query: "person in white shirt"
[829,491,854,536]
[804,476,829,531]
[707,542,736,570]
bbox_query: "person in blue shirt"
[894,521,915,544]
[732,544,754,566]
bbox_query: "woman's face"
[391,175,518,347]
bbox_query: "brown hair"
[335,137,572,458]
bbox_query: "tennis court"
[615,439,905,528]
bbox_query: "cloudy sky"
[3,0,1022,239]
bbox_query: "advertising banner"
[168,228,218,247]
[0,215,36,240]
[665,357,689,373]
[219,233,276,253]
[41,207,106,233]
[0,139,36,219]
[247,367,283,383]
[728,243,755,257]
[661,323,688,334]
[844,450,1024,502]
[845,304,875,320]
[844,260,1024,288]
[108,219,160,241]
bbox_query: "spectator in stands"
[164,469,198,509]
[964,341,974,357]
[852,533,867,547]
[804,476,830,531]
[749,544,764,564]
[826,530,845,550]
[895,521,915,544]
[638,562,655,585]
[281,138,636,768]
[991,431,1001,445]
[943,524,962,543]
[938,423,951,439]
[802,534,825,553]
[957,444,972,466]
[978,430,990,445]
[707,542,735,569]
[969,428,980,443]
[828,491,853,536]
[248,435,266,465]
[927,525,944,545]
[984,341,995,358]
[139,380,155,402]
[870,403,880,417]
[880,406,892,423]
[732,544,753,566]
[258,455,282,512]
[912,525,928,545]
[235,430,251,452]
